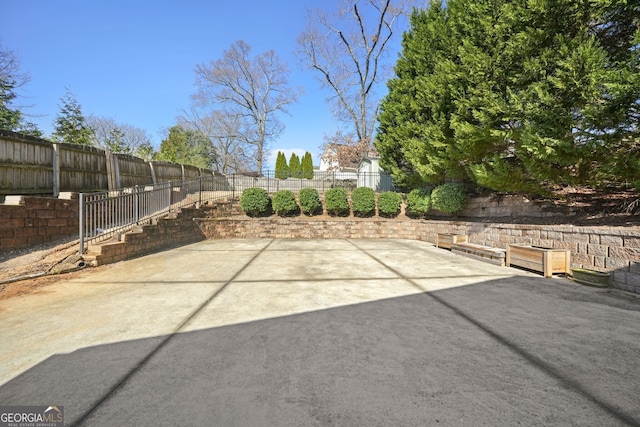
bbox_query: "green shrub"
[431,183,467,214]
[325,187,349,216]
[272,190,299,216]
[378,191,403,217]
[351,187,376,217]
[406,187,432,217]
[298,187,322,216]
[240,187,271,217]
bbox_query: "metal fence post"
[78,193,84,255]
[133,186,139,224]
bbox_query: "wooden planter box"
[506,244,571,278]
[436,233,468,249]
[571,268,610,288]
[452,242,506,266]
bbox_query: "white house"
[357,149,394,191]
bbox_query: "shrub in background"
[351,187,376,217]
[406,187,432,217]
[272,190,299,216]
[325,187,350,216]
[298,187,322,216]
[240,187,271,217]
[378,191,403,217]
[431,183,467,214]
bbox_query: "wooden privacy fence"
[0,130,218,196]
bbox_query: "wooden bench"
[451,242,506,266]
[436,233,468,249]
[506,244,571,278]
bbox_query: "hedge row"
[240,183,467,218]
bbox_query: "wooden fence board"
[0,133,54,194]
[116,154,153,188]
[58,143,109,192]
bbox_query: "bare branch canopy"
[297,0,418,149]
[193,40,302,175]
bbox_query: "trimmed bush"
[298,187,322,216]
[406,187,432,217]
[272,190,299,216]
[378,191,403,217]
[240,187,271,217]
[325,187,349,216]
[351,187,376,217]
[431,183,467,214]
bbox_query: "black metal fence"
[231,170,395,193]
[79,170,396,254]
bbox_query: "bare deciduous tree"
[87,114,154,159]
[193,40,302,175]
[178,107,252,173]
[298,0,418,150]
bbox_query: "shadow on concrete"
[1,275,639,427]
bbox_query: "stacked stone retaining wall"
[0,195,78,253]
[84,208,206,266]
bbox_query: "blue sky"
[2,0,408,169]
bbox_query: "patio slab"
[0,238,639,426]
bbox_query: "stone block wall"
[83,208,205,266]
[449,194,575,218]
[0,195,79,253]
[611,263,640,295]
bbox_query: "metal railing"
[78,170,396,254]
[79,175,232,254]
[232,170,395,193]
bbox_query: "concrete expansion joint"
[73,239,275,426]
[345,239,639,427]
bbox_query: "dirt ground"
[2,189,638,301]
[0,239,112,301]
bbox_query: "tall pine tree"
[52,89,93,145]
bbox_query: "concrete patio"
[0,239,639,426]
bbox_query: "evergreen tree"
[376,0,640,194]
[302,151,314,179]
[289,152,301,178]
[105,126,127,153]
[156,125,217,170]
[275,151,289,179]
[0,76,22,131]
[135,141,155,161]
[376,2,460,190]
[51,89,93,145]
[0,46,42,136]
